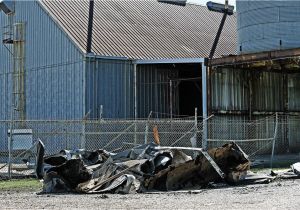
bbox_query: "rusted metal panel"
[252,72,284,112]
[211,68,249,111]
[40,0,237,59]
[288,74,300,111]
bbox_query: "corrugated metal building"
[0,0,237,121]
[206,0,300,153]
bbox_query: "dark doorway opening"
[177,63,202,116]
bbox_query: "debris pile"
[36,141,251,194]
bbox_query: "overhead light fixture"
[157,0,187,7]
[207,1,234,15]
[207,0,234,60]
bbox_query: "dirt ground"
[0,179,299,209]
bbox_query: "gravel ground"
[1,179,300,209]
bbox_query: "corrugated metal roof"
[40,0,237,59]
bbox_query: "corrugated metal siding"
[0,1,86,150]
[237,0,300,54]
[211,68,249,111]
[85,58,134,119]
[40,0,237,59]
[0,13,12,151]
[252,72,284,111]
[0,13,12,121]
[287,116,300,152]
[288,73,300,111]
[137,64,179,118]
[15,1,85,120]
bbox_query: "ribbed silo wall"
[85,58,134,119]
[237,0,300,54]
[0,1,85,152]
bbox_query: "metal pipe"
[86,0,94,53]
[270,113,278,169]
[169,80,173,120]
[209,12,227,59]
[134,64,137,119]
[202,62,208,151]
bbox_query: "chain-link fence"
[206,114,278,158]
[0,117,199,179]
[1,114,300,180]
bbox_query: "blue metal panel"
[85,58,134,119]
[0,12,12,121]
[237,0,300,54]
[0,1,86,151]
[14,1,85,120]
[136,64,179,119]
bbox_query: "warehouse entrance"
[136,61,203,118]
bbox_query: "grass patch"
[0,179,42,191]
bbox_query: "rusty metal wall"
[211,68,249,111]
[211,66,300,153]
[288,73,300,111]
[252,72,284,111]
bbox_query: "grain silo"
[237,0,300,54]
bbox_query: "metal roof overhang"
[133,58,205,65]
[210,48,300,67]
[85,54,206,65]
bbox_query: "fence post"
[270,113,278,169]
[169,80,173,120]
[81,111,90,149]
[194,108,198,140]
[202,62,208,151]
[144,111,152,144]
[134,121,138,146]
[190,108,198,157]
[7,128,13,179]
[99,105,103,120]
[81,120,86,149]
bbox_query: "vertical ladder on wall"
[12,22,26,121]
[2,17,26,121]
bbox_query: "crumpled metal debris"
[36,142,251,194]
[270,162,300,180]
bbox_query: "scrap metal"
[36,141,251,194]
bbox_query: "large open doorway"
[177,63,202,116]
[136,62,203,118]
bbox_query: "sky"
[188,0,236,7]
